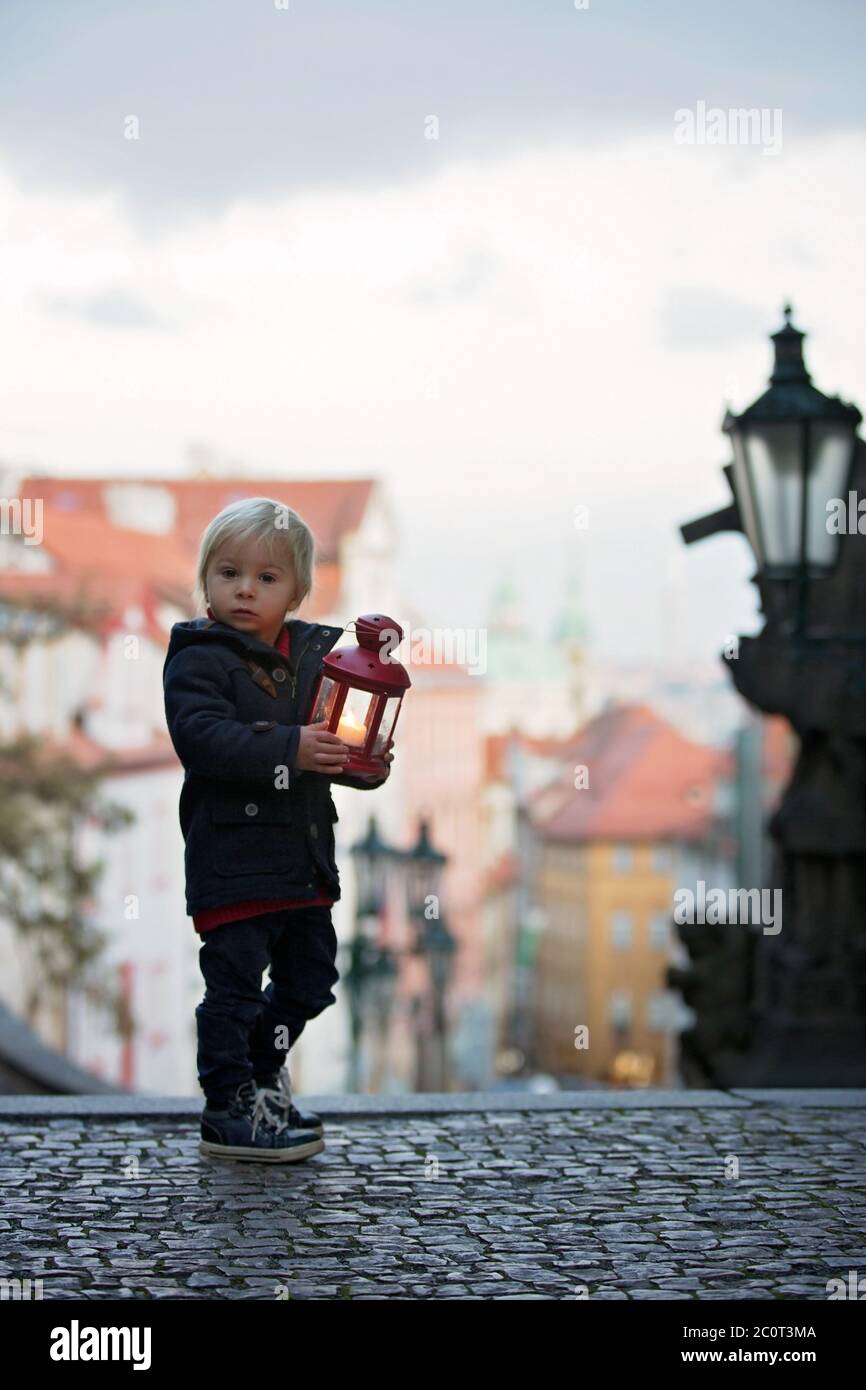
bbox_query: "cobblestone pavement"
[1,1105,864,1299]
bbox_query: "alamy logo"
[674,101,782,155]
[826,493,866,534]
[379,622,487,676]
[49,1320,152,1369]
[673,881,782,935]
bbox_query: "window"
[612,844,634,873]
[652,844,672,872]
[609,989,632,1031]
[649,913,669,949]
[647,990,675,1031]
[610,911,633,949]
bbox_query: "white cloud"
[1,125,864,661]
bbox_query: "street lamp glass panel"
[405,858,443,916]
[353,849,388,913]
[733,418,857,571]
[732,420,801,568]
[807,420,858,568]
[729,429,763,566]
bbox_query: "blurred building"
[483,704,738,1087]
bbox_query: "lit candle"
[336,708,367,747]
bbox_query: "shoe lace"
[250,1086,282,1139]
[257,1068,294,1128]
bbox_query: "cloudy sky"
[2,0,865,671]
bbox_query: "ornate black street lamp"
[722,304,861,632]
[346,813,455,1092]
[677,305,866,1085]
[350,815,394,916]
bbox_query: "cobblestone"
[0,1103,863,1299]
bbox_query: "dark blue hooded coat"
[162,616,384,917]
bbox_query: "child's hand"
[296,720,351,774]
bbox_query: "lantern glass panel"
[806,420,856,568]
[730,431,763,565]
[335,685,377,749]
[732,420,801,568]
[372,695,401,756]
[310,675,340,725]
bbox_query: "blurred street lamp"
[347,813,455,1092]
[722,304,861,631]
[350,814,394,917]
[678,304,866,1086]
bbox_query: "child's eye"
[219,568,277,582]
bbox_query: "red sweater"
[192,620,335,934]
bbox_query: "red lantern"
[307,614,411,777]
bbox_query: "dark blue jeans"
[195,905,339,1108]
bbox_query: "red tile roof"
[20,476,375,563]
[0,507,193,642]
[528,703,731,844]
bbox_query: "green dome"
[486,573,587,682]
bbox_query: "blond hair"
[192,496,316,617]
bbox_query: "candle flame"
[336,708,368,745]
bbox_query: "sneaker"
[200,1078,324,1163]
[255,1067,324,1136]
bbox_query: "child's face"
[205,540,297,646]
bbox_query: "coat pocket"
[208,795,307,877]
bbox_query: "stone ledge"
[0,1087,864,1119]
